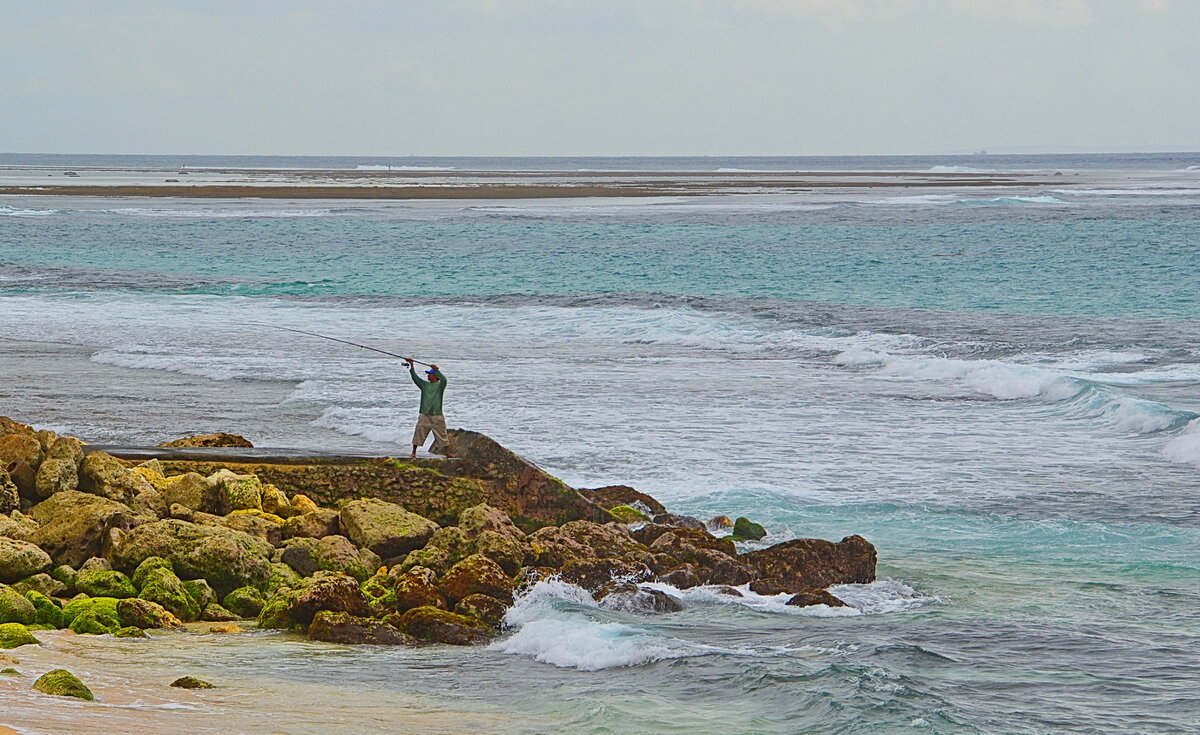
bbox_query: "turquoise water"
[2,161,1199,733]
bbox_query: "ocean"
[1,153,1198,733]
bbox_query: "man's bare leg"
[411,445,418,459]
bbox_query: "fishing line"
[254,325,433,366]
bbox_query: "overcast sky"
[3,1,1197,156]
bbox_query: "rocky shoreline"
[0,416,876,700]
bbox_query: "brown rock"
[453,594,509,628]
[744,535,876,590]
[748,578,792,596]
[257,571,372,628]
[28,491,141,567]
[559,557,651,594]
[0,435,43,472]
[159,433,253,448]
[692,549,755,587]
[648,528,735,564]
[658,564,701,589]
[282,508,340,540]
[785,588,849,608]
[78,452,153,504]
[652,513,706,531]
[440,554,513,605]
[385,566,445,612]
[577,485,665,516]
[596,583,684,614]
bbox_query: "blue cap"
[425,369,436,374]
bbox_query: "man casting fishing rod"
[405,359,454,459]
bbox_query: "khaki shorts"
[412,414,449,454]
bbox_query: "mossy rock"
[339,498,439,559]
[609,505,651,524]
[24,591,64,628]
[11,572,66,598]
[1,666,19,675]
[60,596,121,627]
[211,470,263,512]
[222,586,266,618]
[74,569,138,599]
[117,598,182,629]
[398,526,471,574]
[109,519,274,594]
[730,517,767,542]
[138,568,202,622]
[0,537,53,584]
[50,565,77,592]
[114,626,149,638]
[257,571,371,630]
[131,556,174,591]
[265,562,302,593]
[0,622,39,649]
[32,668,94,700]
[70,607,122,635]
[0,585,36,625]
[397,606,492,645]
[170,675,214,689]
[440,554,513,606]
[454,594,509,628]
[182,579,215,609]
[200,603,238,622]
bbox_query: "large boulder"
[0,585,35,624]
[137,567,201,621]
[78,451,153,503]
[34,437,84,499]
[379,565,444,613]
[223,586,267,618]
[160,433,253,448]
[453,594,509,628]
[0,435,43,473]
[160,473,218,513]
[786,588,849,608]
[74,569,137,599]
[744,535,876,591]
[397,606,492,645]
[28,491,142,567]
[257,571,371,629]
[577,485,666,516]
[116,598,183,629]
[108,519,274,593]
[0,538,52,583]
[209,470,263,513]
[527,520,648,567]
[282,508,340,540]
[32,669,94,700]
[0,511,38,542]
[0,622,39,649]
[309,611,417,645]
[277,535,379,582]
[339,498,438,559]
[398,526,471,573]
[440,554,513,606]
[559,557,651,594]
[596,583,684,614]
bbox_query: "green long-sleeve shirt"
[410,368,447,416]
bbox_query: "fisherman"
[405,359,453,458]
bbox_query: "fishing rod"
[258,325,433,367]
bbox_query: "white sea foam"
[835,347,1068,400]
[926,165,989,173]
[355,165,455,171]
[0,205,60,216]
[1162,419,1200,467]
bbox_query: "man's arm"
[407,361,422,387]
[432,366,446,387]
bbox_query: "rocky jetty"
[0,416,874,653]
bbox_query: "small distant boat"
[63,171,79,177]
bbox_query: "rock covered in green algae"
[1,666,20,675]
[453,594,508,628]
[208,469,263,513]
[61,596,119,625]
[12,572,66,598]
[28,491,139,568]
[34,436,84,500]
[69,605,122,635]
[258,571,371,629]
[182,578,216,609]
[0,622,40,648]
[201,603,238,622]
[32,668,94,700]
[260,483,294,519]
[0,585,36,624]
[608,505,651,523]
[277,535,379,582]
[50,564,77,592]
[116,598,182,629]
[24,591,64,628]
[440,554,513,606]
[265,562,302,593]
[0,537,52,583]
[730,517,767,542]
[108,518,274,593]
[222,586,266,618]
[339,498,439,559]
[397,606,493,645]
[131,556,174,591]
[114,626,149,638]
[138,568,202,622]
[79,451,153,503]
[74,569,137,599]
[79,556,111,572]
[308,610,417,645]
[170,675,215,689]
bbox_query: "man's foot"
[410,447,418,459]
